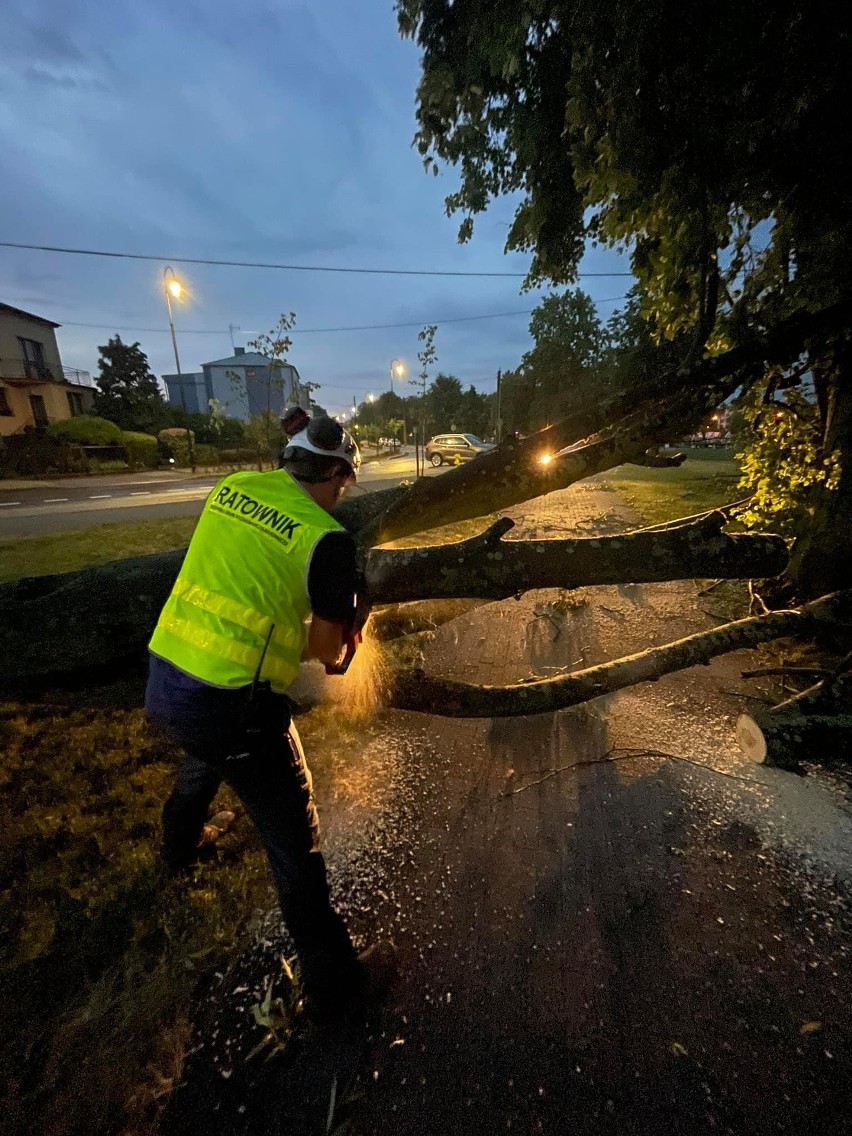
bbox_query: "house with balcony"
[163,346,310,422]
[0,303,95,436]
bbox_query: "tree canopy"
[398,0,852,595]
[398,1,852,324]
[93,336,169,433]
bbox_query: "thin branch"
[503,746,760,796]
[388,591,852,717]
[740,666,831,679]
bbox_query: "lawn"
[0,516,199,583]
[599,447,742,527]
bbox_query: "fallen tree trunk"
[368,513,788,603]
[356,303,851,545]
[0,513,787,683]
[386,591,852,717]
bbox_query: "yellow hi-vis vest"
[148,469,344,692]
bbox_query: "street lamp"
[163,265,196,472]
[390,358,406,393]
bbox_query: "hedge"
[121,431,158,468]
[47,416,123,446]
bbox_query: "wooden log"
[736,713,852,768]
[367,513,788,604]
[387,591,852,718]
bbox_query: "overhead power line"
[49,293,631,336]
[0,240,634,280]
[50,296,628,337]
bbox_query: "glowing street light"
[538,452,554,467]
[163,267,185,373]
[390,358,406,393]
[162,265,195,472]
[367,393,376,403]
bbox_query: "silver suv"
[424,433,493,467]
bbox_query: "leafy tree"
[459,386,492,439]
[399,0,852,595]
[93,337,168,433]
[513,290,608,431]
[425,374,465,432]
[385,417,405,446]
[360,423,382,454]
[736,381,841,537]
[245,411,281,471]
[170,402,245,446]
[353,390,409,428]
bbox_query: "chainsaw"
[324,588,372,676]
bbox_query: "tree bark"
[787,338,852,597]
[367,513,788,604]
[386,591,852,718]
[0,513,787,683]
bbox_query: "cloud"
[22,63,108,91]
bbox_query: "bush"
[1,433,85,477]
[157,428,196,467]
[121,431,159,469]
[213,447,259,465]
[48,416,123,446]
[192,443,220,466]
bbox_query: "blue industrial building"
[163,347,309,421]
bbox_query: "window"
[67,391,85,416]
[18,337,51,380]
[0,387,12,416]
[29,393,48,427]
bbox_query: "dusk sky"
[0,0,631,417]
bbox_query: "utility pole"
[496,368,502,443]
[163,266,196,473]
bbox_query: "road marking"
[43,497,69,503]
[0,501,21,507]
[130,491,150,495]
[89,494,112,499]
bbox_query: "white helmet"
[283,416,361,480]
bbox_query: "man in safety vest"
[145,411,370,1020]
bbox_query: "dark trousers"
[145,658,358,1000]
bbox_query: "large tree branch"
[386,591,851,718]
[0,510,787,684]
[367,512,788,603]
[353,301,850,546]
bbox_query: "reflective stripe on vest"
[170,577,303,653]
[154,609,299,689]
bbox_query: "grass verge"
[0,517,198,583]
[599,450,742,528]
[0,673,274,1136]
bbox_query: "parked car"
[424,433,494,467]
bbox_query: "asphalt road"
[0,454,441,536]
